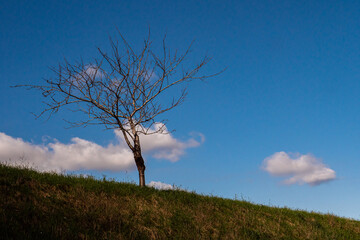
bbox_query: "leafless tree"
[17,31,219,186]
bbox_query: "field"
[1,164,359,239]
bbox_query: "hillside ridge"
[1,164,359,239]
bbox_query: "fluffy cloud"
[262,152,336,186]
[0,133,134,172]
[0,125,203,172]
[147,181,173,190]
[84,65,104,78]
[123,123,205,162]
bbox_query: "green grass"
[1,164,359,239]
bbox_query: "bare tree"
[17,31,219,186]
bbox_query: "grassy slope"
[1,164,359,240]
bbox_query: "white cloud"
[0,132,134,172]
[147,181,173,190]
[115,123,205,162]
[262,151,336,186]
[84,65,104,78]
[0,126,203,172]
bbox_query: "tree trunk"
[138,166,145,187]
[134,151,146,187]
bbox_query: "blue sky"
[1,0,360,220]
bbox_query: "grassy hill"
[1,164,359,239]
